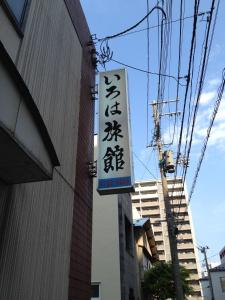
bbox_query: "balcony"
[132,193,159,200]
[170,199,186,205]
[178,252,196,260]
[154,235,163,241]
[152,227,162,234]
[155,244,164,251]
[134,185,158,192]
[142,209,160,216]
[180,262,197,270]
[177,234,193,240]
[177,243,195,250]
[140,201,159,207]
[189,274,200,281]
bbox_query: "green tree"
[142,261,193,300]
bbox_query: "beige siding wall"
[0,173,74,300]
[92,180,122,300]
[0,0,83,299]
[16,0,82,186]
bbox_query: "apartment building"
[131,178,202,299]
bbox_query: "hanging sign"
[97,69,134,195]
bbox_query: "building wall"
[92,137,139,300]
[91,180,122,300]
[118,193,140,300]
[66,1,95,299]
[131,178,202,299]
[211,271,225,300]
[200,271,225,300]
[0,1,94,299]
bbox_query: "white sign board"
[97,69,134,195]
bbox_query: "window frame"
[1,0,30,36]
[91,282,101,300]
[220,277,225,293]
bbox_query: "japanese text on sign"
[98,69,134,195]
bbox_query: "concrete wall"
[0,1,94,299]
[92,180,122,300]
[200,271,225,300]
[118,193,140,300]
[211,271,225,300]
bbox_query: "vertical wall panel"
[17,0,82,187]
[0,172,74,300]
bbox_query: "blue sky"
[80,0,225,269]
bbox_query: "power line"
[175,68,225,226]
[182,0,218,185]
[100,11,209,39]
[146,0,150,146]
[111,58,186,85]
[98,6,166,41]
[189,68,225,201]
[171,0,184,145]
[175,0,200,173]
[174,0,220,227]
[170,0,200,223]
[133,151,158,180]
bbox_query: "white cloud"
[208,78,220,87]
[208,122,225,147]
[215,99,225,122]
[199,91,216,105]
[193,98,225,151]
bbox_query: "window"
[155,241,163,245]
[129,288,135,300]
[91,283,100,300]
[189,269,198,274]
[154,232,162,236]
[220,277,225,292]
[2,0,29,32]
[153,222,161,227]
[178,249,194,254]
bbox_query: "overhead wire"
[175,0,221,227]
[182,0,218,185]
[170,0,200,223]
[173,0,218,226]
[175,0,200,175]
[147,0,150,146]
[175,67,224,230]
[98,6,166,41]
[189,68,225,201]
[172,0,217,228]
[111,58,186,85]
[140,148,155,180]
[171,0,184,145]
[133,151,158,180]
[98,11,209,40]
[170,0,184,217]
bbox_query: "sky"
[80,0,225,271]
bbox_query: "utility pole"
[200,246,215,300]
[152,102,184,299]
